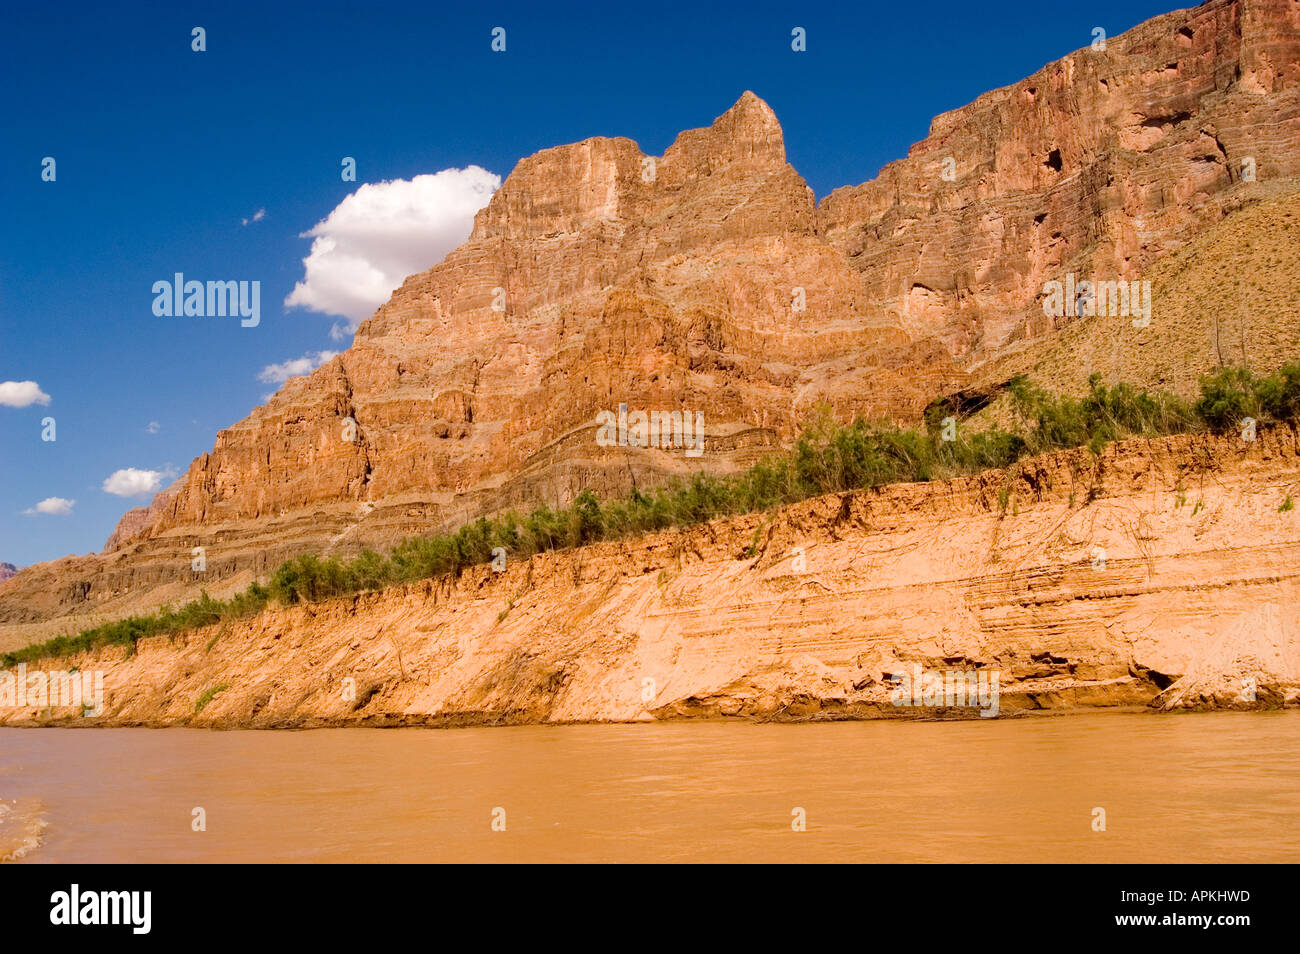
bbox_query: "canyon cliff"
[3,0,1300,655]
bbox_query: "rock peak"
[714,91,783,156]
[663,91,786,173]
[724,89,776,121]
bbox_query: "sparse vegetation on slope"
[973,187,1300,398]
[6,364,1299,668]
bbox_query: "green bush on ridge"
[7,362,1300,668]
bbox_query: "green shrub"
[1253,362,1300,421]
[1195,367,1258,432]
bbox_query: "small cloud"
[0,380,51,408]
[257,350,339,385]
[146,421,161,434]
[24,496,75,515]
[241,208,267,227]
[102,467,174,497]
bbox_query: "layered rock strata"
[5,423,1297,727]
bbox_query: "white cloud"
[146,421,160,434]
[284,165,500,334]
[24,497,75,515]
[102,467,172,497]
[241,208,267,227]
[257,350,339,385]
[0,381,51,407]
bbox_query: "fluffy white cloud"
[146,421,161,434]
[241,208,266,226]
[284,165,500,334]
[257,350,339,385]
[0,381,51,407]
[102,468,171,497]
[24,497,75,515]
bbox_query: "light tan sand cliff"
[5,423,1298,728]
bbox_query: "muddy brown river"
[2,712,1296,863]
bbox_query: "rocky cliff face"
[100,485,179,554]
[147,91,953,545]
[971,186,1300,397]
[3,0,1300,640]
[820,0,1300,355]
[5,424,1298,727]
[0,92,958,636]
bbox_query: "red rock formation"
[102,484,179,554]
[4,0,1300,638]
[139,92,959,544]
[819,0,1300,355]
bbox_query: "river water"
[1,712,1296,863]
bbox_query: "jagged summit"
[466,90,792,248]
[663,90,787,168]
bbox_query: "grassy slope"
[972,185,1300,397]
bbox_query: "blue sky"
[0,0,1178,566]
